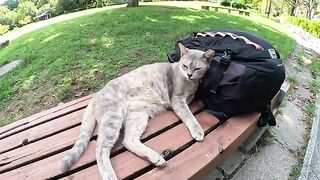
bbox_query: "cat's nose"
[187,74,192,78]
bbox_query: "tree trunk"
[267,0,272,17]
[289,0,297,16]
[290,5,295,16]
[307,9,312,19]
[265,0,269,14]
[127,0,139,7]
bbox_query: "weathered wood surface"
[0,91,272,179]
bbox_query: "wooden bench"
[201,5,250,16]
[0,90,283,179]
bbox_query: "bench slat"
[66,112,219,180]
[0,126,81,173]
[0,140,97,180]
[0,95,92,140]
[136,113,260,180]
[0,109,85,154]
[0,104,201,179]
[0,103,200,174]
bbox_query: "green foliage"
[38,3,54,15]
[251,0,261,10]
[311,55,320,76]
[309,79,320,94]
[2,0,20,10]
[232,2,247,9]
[0,0,123,35]
[0,24,9,35]
[18,15,33,26]
[286,16,320,38]
[0,6,18,29]
[221,0,231,7]
[289,160,303,178]
[16,1,38,19]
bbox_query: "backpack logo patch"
[268,49,278,59]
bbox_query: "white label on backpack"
[268,49,278,59]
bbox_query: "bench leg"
[228,9,231,13]
[215,7,218,12]
[245,12,250,16]
[202,6,209,10]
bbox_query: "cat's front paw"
[150,154,167,166]
[189,126,204,141]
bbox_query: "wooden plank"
[66,112,220,180]
[0,104,202,179]
[0,94,93,140]
[0,109,85,154]
[0,141,97,180]
[0,103,201,173]
[0,126,81,173]
[136,113,260,180]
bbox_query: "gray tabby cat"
[60,43,214,180]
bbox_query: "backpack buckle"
[220,57,230,66]
[220,52,231,66]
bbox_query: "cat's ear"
[178,43,188,56]
[203,49,215,62]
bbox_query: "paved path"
[0,60,21,76]
[0,4,126,42]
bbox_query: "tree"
[2,0,20,10]
[289,0,298,15]
[127,0,138,7]
[0,6,18,29]
[300,0,319,19]
[16,1,38,18]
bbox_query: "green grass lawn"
[0,5,295,126]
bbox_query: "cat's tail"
[60,102,96,173]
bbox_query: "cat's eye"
[194,67,201,71]
[183,64,188,69]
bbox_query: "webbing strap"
[209,52,231,94]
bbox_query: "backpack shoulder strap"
[209,52,231,94]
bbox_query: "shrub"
[221,0,231,6]
[0,24,9,35]
[18,15,32,26]
[16,1,38,18]
[38,4,54,15]
[232,2,247,9]
[0,6,19,30]
[286,16,320,38]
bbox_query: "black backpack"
[168,30,285,127]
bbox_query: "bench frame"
[201,5,250,16]
[0,87,285,179]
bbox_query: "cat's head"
[177,43,214,81]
